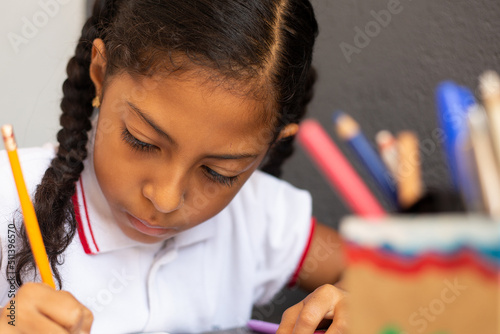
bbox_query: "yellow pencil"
[1,124,55,288]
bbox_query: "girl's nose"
[142,176,185,214]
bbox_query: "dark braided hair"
[13,0,318,287]
[13,1,120,287]
[260,67,317,176]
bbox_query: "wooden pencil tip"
[375,130,395,149]
[1,124,12,136]
[331,111,345,124]
[1,124,17,151]
[334,112,359,140]
[479,70,500,98]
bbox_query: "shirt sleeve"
[247,172,314,306]
[287,217,316,288]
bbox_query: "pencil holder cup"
[340,214,499,334]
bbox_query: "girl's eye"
[121,128,158,153]
[202,166,239,187]
[121,127,237,186]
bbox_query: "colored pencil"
[375,130,398,178]
[297,119,386,218]
[467,106,500,217]
[453,129,484,212]
[479,71,500,167]
[1,125,55,288]
[333,112,398,208]
[247,319,326,334]
[435,82,476,189]
[396,131,423,209]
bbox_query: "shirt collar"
[72,116,215,255]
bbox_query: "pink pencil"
[297,119,386,218]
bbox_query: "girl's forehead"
[112,70,277,127]
[106,72,277,146]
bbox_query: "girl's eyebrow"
[127,101,178,147]
[126,101,260,160]
[204,153,259,160]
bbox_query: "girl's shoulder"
[243,169,310,196]
[224,169,312,238]
[237,169,312,209]
[0,143,56,216]
[0,143,56,169]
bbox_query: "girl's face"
[92,70,275,243]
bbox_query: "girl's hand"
[0,282,93,333]
[277,284,348,334]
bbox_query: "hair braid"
[260,66,317,177]
[14,1,116,288]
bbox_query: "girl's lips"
[126,213,176,237]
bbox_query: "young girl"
[0,0,347,333]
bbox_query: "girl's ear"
[89,38,107,98]
[276,123,299,140]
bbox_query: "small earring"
[92,96,101,108]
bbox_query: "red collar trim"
[72,178,100,254]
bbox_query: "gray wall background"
[257,0,500,323]
[285,0,500,229]
[0,1,85,147]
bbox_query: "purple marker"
[246,320,326,334]
[247,320,280,334]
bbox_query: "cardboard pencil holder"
[340,215,499,334]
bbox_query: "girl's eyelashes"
[121,127,158,153]
[121,127,238,187]
[202,166,239,187]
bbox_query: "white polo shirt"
[0,143,313,333]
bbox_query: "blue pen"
[436,81,482,211]
[435,81,475,189]
[333,111,398,209]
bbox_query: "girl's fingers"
[17,311,70,334]
[276,302,303,334]
[325,298,349,334]
[77,306,94,334]
[16,283,93,333]
[38,291,93,333]
[291,285,338,334]
[277,284,347,334]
